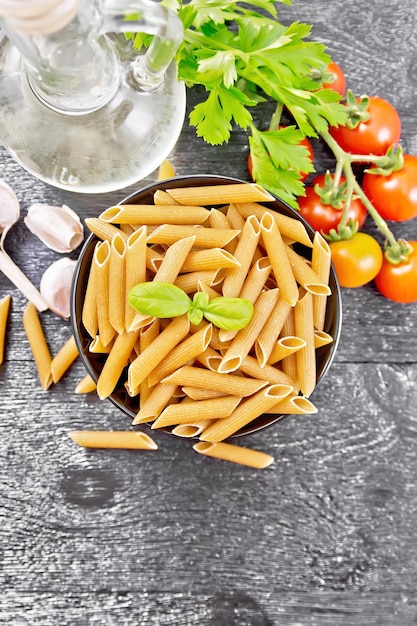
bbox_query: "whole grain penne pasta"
[172,420,212,438]
[146,246,164,272]
[81,257,98,339]
[237,202,313,248]
[132,381,178,424]
[85,217,128,242]
[147,225,240,248]
[128,315,190,394]
[194,344,223,371]
[70,430,158,450]
[0,294,11,365]
[174,270,219,294]
[208,207,232,229]
[96,329,140,399]
[93,240,115,346]
[226,203,246,231]
[75,374,97,394]
[154,235,196,282]
[166,183,275,205]
[268,394,318,414]
[239,355,296,387]
[182,387,227,400]
[109,233,126,334]
[147,324,213,386]
[154,189,181,205]
[218,288,279,373]
[157,159,175,180]
[294,289,316,397]
[181,247,240,272]
[267,336,307,364]
[255,296,292,367]
[284,243,331,296]
[152,395,241,429]
[119,223,136,236]
[100,205,210,225]
[162,365,268,397]
[222,215,261,297]
[197,280,221,300]
[138,319,160,405]
[314,329,333,349]
[260,212,299,306]
[279,308,299,389]
[23,302,53,390]
[89,335,114,353]
[125,226,147,330]
[311,232,332,330]
[51,335,79,383]
[193,441,274,469]
[200,383,293,442]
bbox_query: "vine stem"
[319,129,402,253]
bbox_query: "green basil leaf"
[128,282,192,318]
[203,297,254,330]
[187,291,210,325]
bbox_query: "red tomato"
[362,154,417,222]
[329,232,383,288]
[297,174,367,234]
[322,62,346,97]
[375,242,417,303]
[330,96,401,155]
[248,131,314,182]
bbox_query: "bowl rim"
[71,174,342,438]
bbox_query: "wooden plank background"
[1,0,417,624]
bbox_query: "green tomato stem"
[320,129,402,253]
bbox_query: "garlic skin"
[40,257,77,318]
[24,203,84,253]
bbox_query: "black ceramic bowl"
[71,175,342,438]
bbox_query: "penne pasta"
[222,215,261,297]
[284,243,331,296]
[125,227,147,330]
[153,189,180,205]
[218,288,279,373]
[239,355,296,387]
[255,296,292,367]
[268,394,318,414]
[314,329,334,349]
[96,329,140,399]
[100,204,210,225]
[147,324,213,386]
[51,335,79,383]
[181,247,240,272]
[128,315,190,394]
[147,224,240,248]
[162,365,268,397]
[85,217,128,243]
[81,258,98,339]
[23,302,53,390]
[182,387,227,400]
[200,383,293,442]
[260,212,299,306]
[89,335,114,353]
[109,233,126,334]
[70,430,158,450]
[166,183,275,205]
[93,240,115,347]
[311,232,332,330]
[236,202,313,248]
[279,308,300,392]
[193,441,274,469]
[267,336,307,364]
[294,289,316,397]
[132,382,178,424]
[151,395,241,429]
[138,319,160,405]
[172,420,212,438]
[157,159,175,180]
[226,203,246,231]
[75,374,97,394]
[174,270,220,294]
[0,294,11,365]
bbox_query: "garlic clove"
[40,257,77,318]
[24,203,84,253]
[0,179,20,248]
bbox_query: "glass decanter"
[0,0,186,193]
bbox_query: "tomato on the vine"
[375,242,417,303]
[248,130,314,182]
[362,154,417,222]
[330,96,401,156]
[329,232,383,288]
[322,62,346,97]
[297,174,367,234]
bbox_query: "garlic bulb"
[24,203,84,253]
[40,257,77,318]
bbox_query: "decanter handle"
[100,0,184,90]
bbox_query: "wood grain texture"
[1,1,417,624]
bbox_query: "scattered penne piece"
[51,335,79,384]
[75,374,97,394]
[0,293,11,365]
[23,302,53,390]
[193,441,274,469]
[69,430,158,450]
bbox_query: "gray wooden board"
[1,0,417,624]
